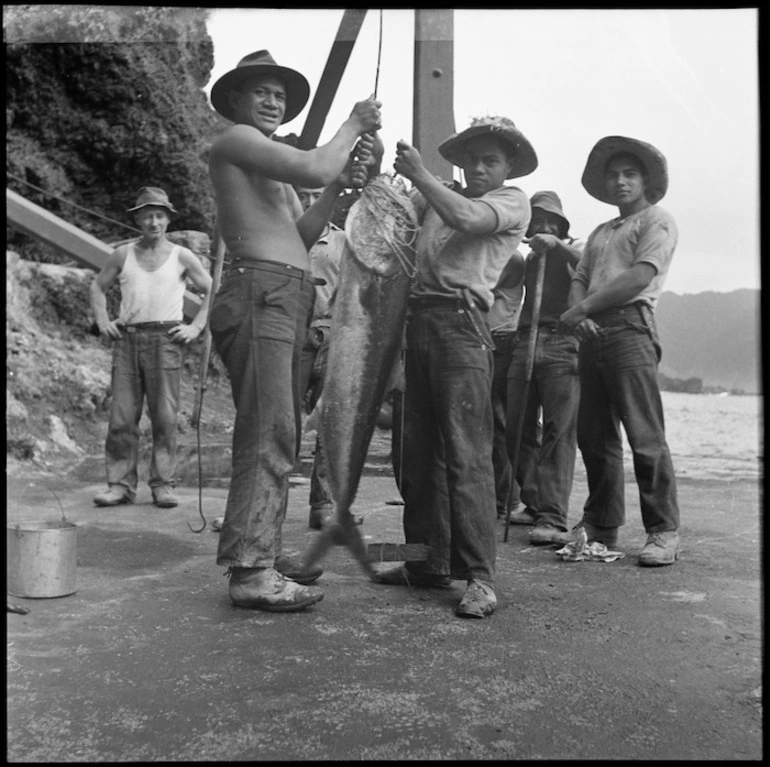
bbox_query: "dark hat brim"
[581,136,668,205]
[210,63,310,124]
[126,202,177,215]
[526,201,570,238]
[438,124,538,179]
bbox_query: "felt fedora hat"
[581,135,668,205]
[126,186,177,215]
[210,49,310,124]
[526,190,570,238]
[438,116,538,180]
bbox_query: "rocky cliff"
[5,5,224,257]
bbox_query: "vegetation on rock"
[5,5,224,260]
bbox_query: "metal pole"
[191,225,226,429]
[413,9,454,179]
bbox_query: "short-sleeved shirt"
[410,185,531,311]
[308,224,345,323]
[487,250,525,334]
[573,205,678,311]
[518,236,585,330]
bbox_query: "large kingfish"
[302,173,419,577]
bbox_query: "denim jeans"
[577,307,680,532]
[399,303,497,583]
[506,329,580,530]
[298,327,334,514]
[210,262,314,568]
[106,324,182,497]
[491,332,521,514]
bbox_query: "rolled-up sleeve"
[633,210,678,274]
[474,186,531,234]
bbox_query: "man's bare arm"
[393,139,504,234]
[559,262,656,339]
[212,98,381,189]
[169,250,214,344]
[90,248,127,339]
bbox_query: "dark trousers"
[577,307,680,532]
[298,327,334,514]
[491,332,524,515]
[210,263,314,568]
[106,325,182,496]
[399,304,497,583]
[506,329,580,530]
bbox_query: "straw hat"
[526,191,570,238]
[581,136,669,205]
[126,187,177,215]
[438,116,538,180]
[210,49,310,124]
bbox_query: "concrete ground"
[6,437,763,761]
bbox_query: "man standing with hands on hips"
[559,136,681,567]
[90,186,213,511]
[207,50,382,612]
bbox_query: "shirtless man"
[207,49,381,612]
[90,186,213,509]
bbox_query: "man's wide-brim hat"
[438,116,538,180]
[527,190,570,238]
[210,49,310,124]
[126,186,177,215]
[581,135,668,205]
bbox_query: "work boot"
[309,506,363,530]
[372,564,451,588]
[529,524,573,546]
[152,486,179,508]
[228,567,324,612]
[93,486,134,507]
[308,505,334,530]
[572,519,619,548]
[274,554,323,585]
[506,507,537,526]
[638,530,681,567]
[456,579,497,619]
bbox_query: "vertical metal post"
[413,9,455,180]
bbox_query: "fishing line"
[373,8,384,99]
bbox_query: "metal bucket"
[6,519,78,598]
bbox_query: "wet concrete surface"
[6,440,763,761]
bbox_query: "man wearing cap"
[559,136,681,566]
[90,186,213,509]
[375,116,536,619]
[505,191,585,546]
[207,50,381,612]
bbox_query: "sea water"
[633,392,762,481]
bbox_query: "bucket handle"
[14,481,69,533]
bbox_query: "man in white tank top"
[90,186,212,509]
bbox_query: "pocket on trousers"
[159,340,183,370]
[209,282,246,336]
[253,278,302,344]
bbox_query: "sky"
[204,7,759,296]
